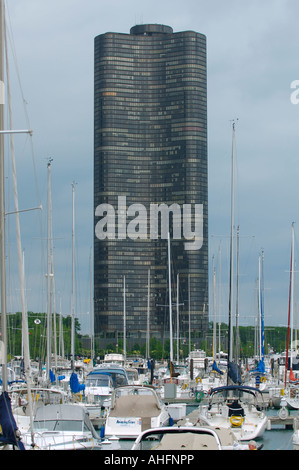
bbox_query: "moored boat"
[104,385,170,439]
[21,404,101,450]
[198,385,268,441]
[131,425,261,450]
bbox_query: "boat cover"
[154,432,219,450]
[0,391,25,450]
[109,395,161,418]
[70,372,85,393]
[228,361,242,384]
[212,360,224,375]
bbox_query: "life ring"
[229,415,244,428]
[279,406,289,420]
[196,377,202,383]
[195,391,204,402]
[183,383,188,390]
[260,376,266,383]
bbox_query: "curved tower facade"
[94,24,208,349]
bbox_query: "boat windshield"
[86,375,111,387]
[115,386,156,399]
[33,419,88,433]
[133,429,220,451]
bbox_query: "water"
[260,409,295,450]
[261,427,293,450]
[111,406,297,451]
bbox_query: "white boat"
[198,385,268,441]
[91,364,129,387]
[292,428,299,450]
[83,371,114,428]
[84,371,114,405]
[22,404,101,450]
[104,385,170,439]
[283,383,299,410]
[103,353,125,366]
[131,425,262,450]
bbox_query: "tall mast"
[285,223,294,386]
[235,225,240,363]
[168,232,173,363]
[123,275,126,360]
[290,224,295,370]
[176,273,179,364]
[228,121,236,366]
[46,159,53,379]
[71,181,76,368]
[146,269,150,359]
[259,251,265,361]
[0,0,7,391]
[212,256,216,360]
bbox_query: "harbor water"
[261,409,295,450]
[112,406,296,451]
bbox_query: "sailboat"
[282,223,299,409]
[226,121,242,385]
[198,122,268,440]
[244,252,272,391]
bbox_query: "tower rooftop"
[130,24,173,35]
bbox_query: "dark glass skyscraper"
[94,24,208,350]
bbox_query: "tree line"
[6,313,290,362]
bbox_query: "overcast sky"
[3,0,299,335]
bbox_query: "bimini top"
[209,385,264,397]
[130,24,173,35]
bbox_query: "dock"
[267,415,298,430]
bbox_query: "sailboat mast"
[176,273,179,364]
[168,232,173,363]
[146,269,150,359]
[123,275,126,360]
[260,251,265,360]
[285,223,294,386]
[0,0,7,391]
[228,122,236,365]
[71,181,76,368]
[46,159,53,378]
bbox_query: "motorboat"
[84,371,114,406]
[21,404,101,450]
[90,364,129,388]
[82,371,114,428]
[198,385,268,441]
[131,425,261,450]
[104,385,170,439]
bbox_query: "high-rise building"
[94,24,208,350]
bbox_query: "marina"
[2,350,299,450]
[0,0,299,454]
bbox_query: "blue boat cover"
[69,372,85,393]
[49,369,56,383]
[251,359,266,374]
[212,360,223,375]
[228,361,242,384]
[0,391,25,450]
